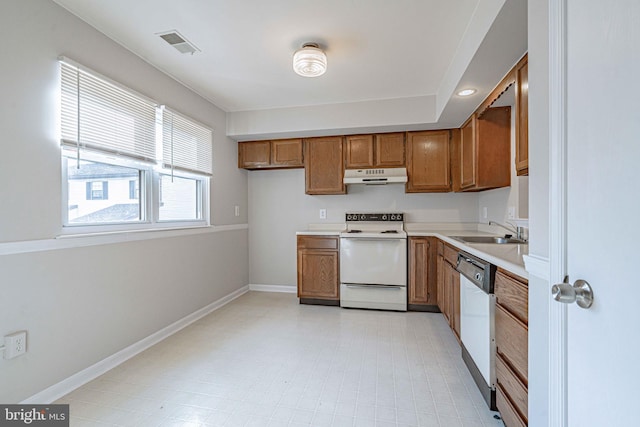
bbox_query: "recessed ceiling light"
[457,88,477,97]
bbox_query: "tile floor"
[57,291,504,426]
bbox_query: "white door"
[557,0,640,425]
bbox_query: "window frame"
[61,146,210,236]
[59,57,212,236]
[155,170,209,224]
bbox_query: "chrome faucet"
[489,220,527,242]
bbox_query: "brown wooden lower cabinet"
[408,236,438,310]
[296,235,340,305]
[497,384,527,427]
[451,264,460,338]
[495,268,529,426]
[436,239,460,339]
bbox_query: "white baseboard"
[21,285,250,404]
[249,284,297,293]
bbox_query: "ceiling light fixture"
[293,43,327,77]
[457,88,477,97]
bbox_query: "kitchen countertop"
[297,222,528,279]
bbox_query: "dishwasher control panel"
[456,251,497,294]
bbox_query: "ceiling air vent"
[157,30,200,55]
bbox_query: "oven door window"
[340,238,407,286]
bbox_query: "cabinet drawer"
[497,353,528,423]
[495,270,528,324]
[297,236,339,250]
[496,303,528,384]
[497,383,527,427]
[444,243,458,266]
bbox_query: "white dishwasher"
[457,251,497,411]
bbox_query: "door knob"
[552,276,594,309]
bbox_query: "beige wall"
[0,0,248,402]
[248,169,483,286]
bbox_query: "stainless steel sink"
[451,236,527,244]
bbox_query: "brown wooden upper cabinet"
[459,107,511,192]
[344,133,405,169]
[515,55,529,176]
[304,136,346,195]
[406,130,451,193]
[238,139,303,169]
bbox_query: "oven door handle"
[343,283,404,289]
[340,237,406,242]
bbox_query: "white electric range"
[339,213,407,311]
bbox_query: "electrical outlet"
[319,209,327,219]
[508,206,516,219]
[234,205,240,217]
[4,331,27,359]
[482,207,488,219]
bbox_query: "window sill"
[0,224,248,256]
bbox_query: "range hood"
[343,168,408,185]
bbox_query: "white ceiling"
[52,0,527,137]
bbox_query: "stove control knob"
[346,214,352,221]
[390,214,396,220]
[360,214,366,221]
[382,215,387,221]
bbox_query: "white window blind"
[162,107,213,175]
[60,60,157,162]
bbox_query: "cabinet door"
[304,136,346,195]
[450,129,462,192]
[271,139,303,167]
[442,261,452,323]
[406,130,451,192]
[495,270,528,324]
[437,253,444,311]
[460,116,476,189]
[515,57,529,176]
[452,267,460,338]
[297,249,339,300]
[476,107,511,189]
[345,135,374,168]
[409,237,437,305]
[496,304,528,385]
[375,133,405,167]
[238,141,270,169]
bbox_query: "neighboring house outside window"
[68,162,140,223]
[86,181,108,200]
